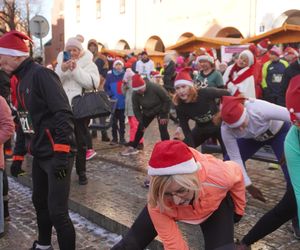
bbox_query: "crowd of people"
[0,29,299,250]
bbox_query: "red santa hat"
[286,75,300,123]
[113,59,124,68]
[174,67,194,87]
[150,71,162,78]
[132,74,146,91]
[221,96,247,128]
[148,140,199,176]
[196,48,214,64]
[283,47,299,57]
[257,38,271,52]
[0,30,32,56]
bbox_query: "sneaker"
[137,143,144,150]
[78,173,88,185]
[86,149,97,160]
[30,241,53,250]
[120,146,139,156]
[109,139,118,146]
[119,138,127,145]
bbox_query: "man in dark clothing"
[121,74,171,156]
[278,57,300,106]
[0,31,75,250]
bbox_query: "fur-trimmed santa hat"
[148,140,199,176]
[0,30,32,56]
[257,38,271,52]
[132,74,146,91]
[221,96,247,128]
[196,48,215,64]
[174,67,193,87]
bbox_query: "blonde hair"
[148,172,200,212]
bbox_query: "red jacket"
[253,52,270,98]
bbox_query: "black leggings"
[242,185,297,245]
[111,196,235,250]
[32,156,75,250]
[131,115,169,148]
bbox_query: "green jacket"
[132,81,171,122]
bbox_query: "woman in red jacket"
[112,140,246,250]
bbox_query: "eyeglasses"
[164,187,190,198]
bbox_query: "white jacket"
[55,50,100,105]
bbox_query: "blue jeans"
[0,170,3,234]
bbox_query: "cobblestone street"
[0,178,120,250]
[1,121,300,249]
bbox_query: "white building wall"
[63,0,300,50]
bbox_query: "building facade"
[47,0,300,59]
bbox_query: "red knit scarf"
[226,63,254,86]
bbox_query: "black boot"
[78,172,88,185]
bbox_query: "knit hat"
[113,59,124,68]
[239,50,254,66]
[221,96,247,128]
[65,37,83,51]
[257,38,271,52]
[148,140,199,176]
[0,30,32,56]
[174,68,194,87]
[132,74,146,91]
[286,75,300,123]
[269,46,281,57]
[88,39,98,47]
[283,47,299,57]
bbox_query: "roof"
[166,35,242,52]
[241,24,300,44]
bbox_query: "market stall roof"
[101,48,165,57]
[166,36,242,53]
[241,24,300,44]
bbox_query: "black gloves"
[10,160,26,177]
[53,152,69,180]
[234,213,243,223]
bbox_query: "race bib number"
[272,74,283,83]
[18,111,35,134]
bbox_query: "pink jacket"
[148,148,246,250]
[0,96,14,170]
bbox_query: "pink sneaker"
[86,149,97,160]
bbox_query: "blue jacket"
[104,70,125,109]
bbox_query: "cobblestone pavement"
[3,120,300,249]
[0,178,120,250]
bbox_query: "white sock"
[35,243,51,250]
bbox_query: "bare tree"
[0,0,25,33]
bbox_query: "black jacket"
[132,81,171,122]
[0,70,10,102]
[13,58,75,158]
[163,60,176,92]
[278,59,300,106]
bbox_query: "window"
[76,0,80,23]
[120,0,125,14]
[96,0,101,19]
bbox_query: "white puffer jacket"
[55,50,100,105]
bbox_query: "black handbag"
[71,79,112,119]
